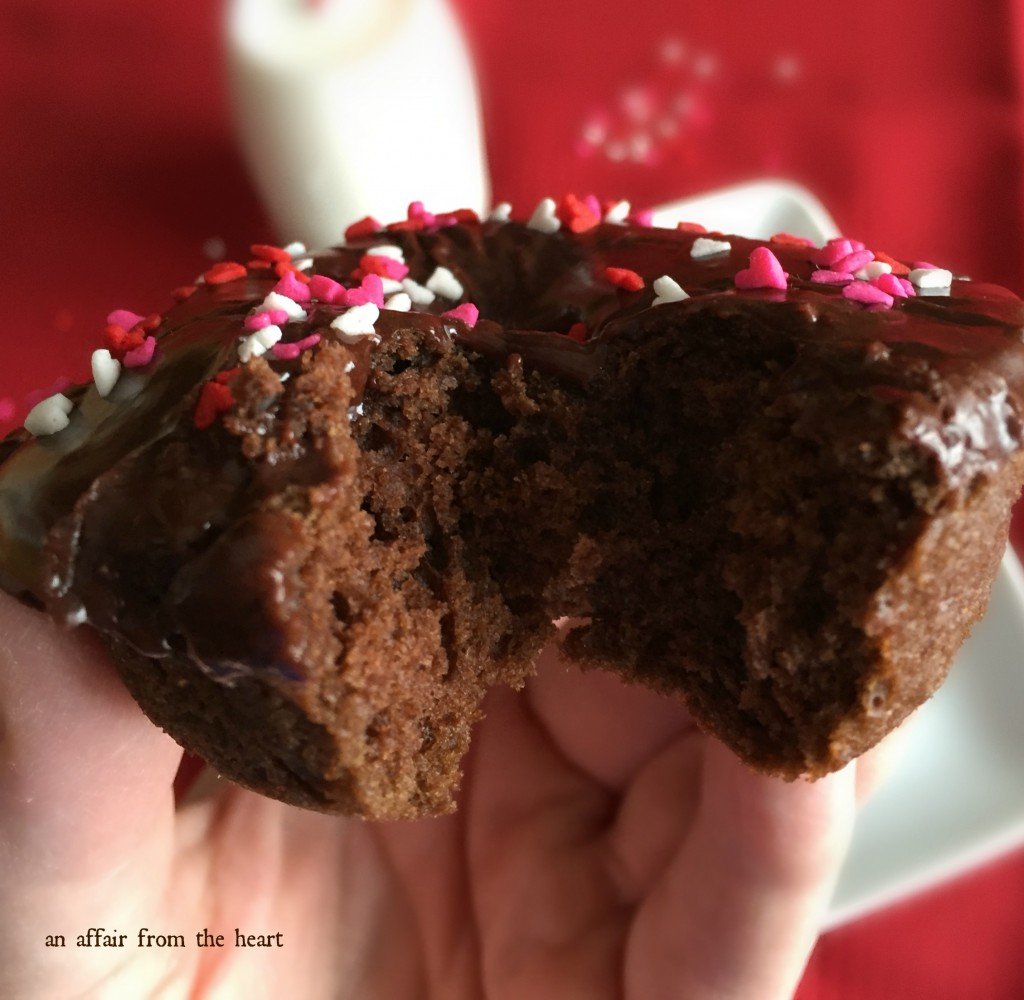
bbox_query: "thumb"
[0,592,182,997]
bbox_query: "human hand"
[0,594,895,999]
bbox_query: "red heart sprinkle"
[771,232,815,248]
[386,218,424,232]
[344,216,382,241]
[273,261,311,283]
[250,243,291,263]
[204,261,247,285]
[873,251,910,276]
[359,254,409,280]
[604,266,645,292]
[560,193,600,233]
[194,381,235,430]
[103,324,145,358]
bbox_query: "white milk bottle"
[227,0,490,247]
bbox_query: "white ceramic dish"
[657,181,1024,928]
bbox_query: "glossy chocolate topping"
[2,218,1023,620]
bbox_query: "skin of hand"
[0,592,901,1000]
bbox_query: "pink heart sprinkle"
[340,274,384,308]
[293,333,321,351]
[408,200,436,226]
[309,275,344,304]
[584,194,603,220]
[812,239,853,268]
[246,311,276,329]
[630,208,655,227]
[898,277,916,296]
[873,273,908,298]
[271,333,321,360]
[833,249,875,274]
[734,247,788,291]
[342,287,370,307]
[810,269,854,285]
[843,282,893,308]
[123,335,157,367]
[443,303,480,328]
[244,309,286,330]
[272,272,311,303]
[270,343,301,361]
[360,274,385,308]
[107,308,146,330]
[0,397,15,422]
[912,260,938,270]
[433,213,459,229]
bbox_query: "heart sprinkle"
[734,247,788,290]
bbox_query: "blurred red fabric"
[1,2,1023,995]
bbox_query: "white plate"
[655,182,1024,928]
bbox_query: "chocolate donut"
[2,200,1022,818]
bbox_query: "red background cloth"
[2,2,1024,995]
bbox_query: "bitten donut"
[2,196,1023,818]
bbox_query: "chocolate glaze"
[2,219,1023,665]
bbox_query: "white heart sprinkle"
[365,244,405,262]
[652,275,689,305]
[384,292,412,312]
[282,241,307,257]
[402,277,436,306]
[380,277,404,295]
[854,261,893,281]
[909,267,953,289]
[24,393,73,437]
[91,349,121,397]
[261,292,307,322]
[255,325,283,350]
[527,197,561,233]
[332,302,380,338]
[604,199,631,224]
[489,201,512,223]
[292,257,314,271]
[238,324,282,362]
[425,266,464,300]
[690,237,731,258]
